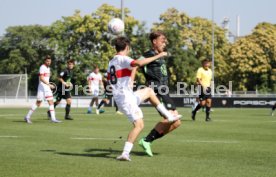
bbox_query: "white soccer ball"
[108,18,125,35]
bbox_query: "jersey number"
[110,65,117,85]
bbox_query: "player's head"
[202,59,211,69]
[94,65,99,74]
[149,31,167,53]
[114,36,131,55]
[67,59,75,70]
[44,55,51,67]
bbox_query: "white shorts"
[37,84,53,101]
[114,90,144,122]
[91,88,100,97]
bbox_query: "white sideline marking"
[71,137,122,141]
[0,114,22,117]
[0,136,19,138]
[212,120,233,122]
[181,140,239,144]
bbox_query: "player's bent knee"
[134,119,144,130]
[67,99,72,105]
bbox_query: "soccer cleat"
[24,117,32,124]
[271,110,274,116]
[191,111,196,121]
[51,119,62,123]
[116,111,123,115]
[87,110,92,114]
[139,138,153,157]
[116,154,131,161]
[206,117,212,122]
[99,109,105,114]
[47,111,51,119]
[65,115,73,120]
[96,109,99,115]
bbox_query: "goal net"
[0,74,28,98]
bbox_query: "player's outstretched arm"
[133,52,167,67]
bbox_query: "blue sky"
[0,0,275,36]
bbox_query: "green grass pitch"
[0,107,276,177]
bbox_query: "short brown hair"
[149,31,165,43]
[114,36,130,52]
[44,55,51,61]
[201,59,210,65]
[67,59,75,64]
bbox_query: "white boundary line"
[0,136,19,138]
[180,140,239,144]
[71,137,122,141]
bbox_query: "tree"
[152,8,230,89]
[0,25,54,92]
[48,4,140,92]
[228,36,270,91]
[0,4,141,94]
[228,22,276,91]
[252,23,276,91]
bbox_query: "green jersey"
[142,49,168,86]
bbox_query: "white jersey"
[38,64,51,88]
[87,72,102,90]
[107,55,144,122]
[107,55,135,96]
[37,64,53,101]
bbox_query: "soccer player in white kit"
[108,37,181,161]
[87,66,103,114]
[24,56,61,124]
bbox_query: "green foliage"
[152,8,230,88]
[0,25,54,91]
[228,22,276,91]
[0,4,276,92]
[0,4,139,94]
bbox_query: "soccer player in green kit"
[138,31,182,157]
[47,59,75,120]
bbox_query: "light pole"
[121,0,125,22]
[211,0,215,94]
[121,0,125,35]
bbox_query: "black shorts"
[103,92,113,100]
[153,86,176,111]
[198,86,212,101]
[55,90,71,101]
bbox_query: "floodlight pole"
[121,0,125,35]
[211,0,215,95]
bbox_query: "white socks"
[192,102,199,111]
[49,105,56,121]
[26,104,38,119]
[156,104,175,122]
[122,142,133,156]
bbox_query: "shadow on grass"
[12,120,26,123]
[40,150,56,152]
[180,119,195,122]
[47,148,159,159]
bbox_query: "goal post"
[0,74,28,99]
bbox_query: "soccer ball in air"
[108,18,125,35]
